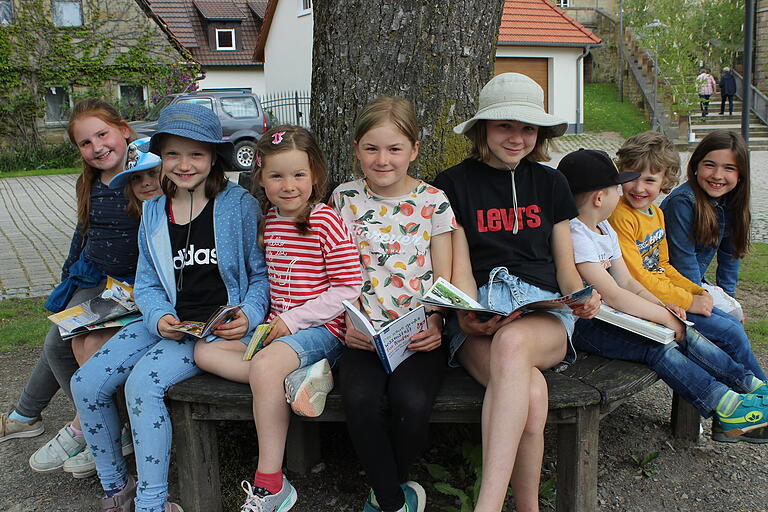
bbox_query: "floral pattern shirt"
[330,178,457,329]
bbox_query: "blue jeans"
[71,320,201,512]
[240,325,342,368]
[688,307,766,380]
[573,319,758,417]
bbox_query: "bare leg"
[458,313,566,512]
[194,339,251,383]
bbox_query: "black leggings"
[339,344,447,511]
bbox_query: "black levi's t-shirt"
[433,158,579,292]
[168,199,228,322]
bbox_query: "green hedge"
[0,141,80,173]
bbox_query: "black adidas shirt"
[433,157,578,292]
[168,199,228,322]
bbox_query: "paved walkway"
[2,152,767,299]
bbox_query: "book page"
[376,306,427,372]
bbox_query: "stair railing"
[733,69,768,125]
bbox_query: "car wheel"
[234,140,256,171]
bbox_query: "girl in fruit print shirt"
[330,96,456,512]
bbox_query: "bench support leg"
[171,402,222,512]
[285,417,321,475]
[556,406,599,512]
[671,392,701,442]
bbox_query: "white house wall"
[263,1,313,93]
[496,46,584,132]
[197,67,266,94]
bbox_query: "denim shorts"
[272,325,343,369]
[446,267,576,368]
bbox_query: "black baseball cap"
[557,149,640,194]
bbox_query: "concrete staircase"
[689,99,768,150]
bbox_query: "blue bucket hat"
[145,102,234,168]
[108,137,162,190]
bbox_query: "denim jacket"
[135,181,270,337]
[660,182,740,296]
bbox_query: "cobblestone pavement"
[1,152,767,299]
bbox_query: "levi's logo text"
[173,244,217,270]
[476,206,541,232]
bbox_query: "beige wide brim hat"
[453,72,568,137]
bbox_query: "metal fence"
[260,90,311,128]
[733,70,768,126]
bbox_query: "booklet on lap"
[343,300,427,374]
[166,304,240,339]
[421,277,593,319]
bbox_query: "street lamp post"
[644,21,668,131]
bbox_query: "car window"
[177,98,214,110]
[221,97,259,119]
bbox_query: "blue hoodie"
[135,181,269,337]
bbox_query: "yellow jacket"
[608,197,703,309]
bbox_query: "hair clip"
[255,154,262,168]
[272,131,286,145]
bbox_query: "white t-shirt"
[569,218,622,269]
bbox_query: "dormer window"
[298,0,312,16]
[216,28,236,50]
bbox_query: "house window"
[0,1,13,25]
[553,0,569,7]
[298,0,311,16]
[221,97,258,119]
[44,86,71,122]
[216,29,236,50]
[53,1,83,27]
[119,85,146,106]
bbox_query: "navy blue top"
[62,179,140,280]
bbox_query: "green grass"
[584,83,650,138]
[0,297,52,352]
[0,167,80,178]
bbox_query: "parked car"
[131,90,270,171]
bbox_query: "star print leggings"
[71,319,201,512]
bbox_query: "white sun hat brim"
[453,73,568,137]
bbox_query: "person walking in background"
[719,67,737,116]
[696,69,717,117]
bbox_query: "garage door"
[494,57,549,112]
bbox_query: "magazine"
[595,303,675,344]
[243,324,274,361]
[59,313,142,341]
[343,300,427,374]
[48,277,137,337]
[421,277,593,320]
[166,304,240,339]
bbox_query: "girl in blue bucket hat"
[72,102,269,512]
[108,136,162,219]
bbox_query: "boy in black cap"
[558,149,768,438]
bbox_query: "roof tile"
[499,0,601,46]
[193,1,246,20]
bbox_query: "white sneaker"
[63,425,135,478]
[29,424,86,473]
[284,359,333,418]
[240,477,297,512]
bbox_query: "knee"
[523,377,549,436]
[389,388,433,423]
[341,385,383,417]
[193,342,216,373]
[490,331,530,365]
[248,350,286,389]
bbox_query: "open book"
[59,314,142,341]
[166,304,240,339]
[49,277,138,339]
[343,300,427,374]
[421,277,593,320]
[595,303,675,344]
[243,324,274,361]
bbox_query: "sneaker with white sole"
[284,359,333,418]
[29,423,86,473]
[101,474,136,512]
[240,477,297,512]
[0,412,44,443]
[63,425,135,478]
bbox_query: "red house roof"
[499,0,601,47]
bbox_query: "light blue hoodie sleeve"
[134,211,177,337]
[237,192,270,330]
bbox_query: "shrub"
[0,140,80,173]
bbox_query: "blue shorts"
[446,267,576,368]
[272,325,343,369]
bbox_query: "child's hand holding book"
[212,308,249,340]
[263,316,291,346]
[158,314,185,340]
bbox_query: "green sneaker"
[715,394,768,437]
[711,417,768,444]
[364,482,425,512]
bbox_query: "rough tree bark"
[311,0,505,182]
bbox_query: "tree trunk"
[311,0,505,183]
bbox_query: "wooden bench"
[167,353,700,512]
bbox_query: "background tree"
[311,0,505,182]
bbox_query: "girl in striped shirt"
[195,125,362,512]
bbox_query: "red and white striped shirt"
[263,203,362,340]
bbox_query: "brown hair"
[352,96,419,176]
[252,125,328,236]
[123,168,160,220]
[156,134,227,200]
[464,120,556,164]
[686,130,750,257]
[616,131,680,194]
[67,98,134,232]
